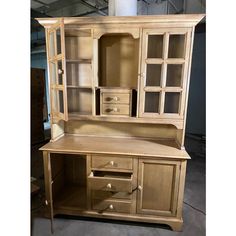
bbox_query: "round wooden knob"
[109,161,114,166]
[107,183,112,189]
[58,69,63,74]
[109,204,114,210]
[113,107,118,112]
[45,200,48,205]
[138,185,142,191]
[113,97,118,101]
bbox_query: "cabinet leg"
[50,205,54,234]
[168,221,183,231]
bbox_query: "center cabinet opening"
[98,33,139,88]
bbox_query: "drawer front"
[92,190,133,200]
[102,93,130,104]
[92,199,132,214]
[101,104,130,116]
[91,155,133,171]
[88,175,133,193]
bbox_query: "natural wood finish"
[65,120,178,139]
[98,34,139,88]
[88,172,133,193]
[92,199,133,214]
[91,155,133,171]
[37,14,205,28]
[101,104,130,116]
[37,15,204,232]
[93,28,140,39]
[40,134,189,159]
[101,92,131,105]
[67,114,184,129]
[137,159,180,217]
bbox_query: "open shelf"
[67,88,93,115]
[54,185,87,210]
[66,59,92,64]
[67,85,92,89]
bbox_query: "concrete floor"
[31,133,205,236]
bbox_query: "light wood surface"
[37,14,204,231]
[37,14,205,27]
[137,159,180,217]
[40,134,189,159]
[91,155,133,171]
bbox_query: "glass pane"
[147,35,163,58]
[58,60,63,85]
[50,62,57,84]
[59,90,64,113]
[144,92,159,113]
[56,28,61,55]
[146,64,162,86]
[49,32,55,58]
[166,64,182,87]
[168,34,185,58]
[164,92,180,113]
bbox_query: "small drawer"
[92,199,132,214]
[101,104,130,116]
[91,155,133,171]
[88,172,133,193]
[92,190,133,200]
[102,93,130,104]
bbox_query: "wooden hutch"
[37,14,204,232]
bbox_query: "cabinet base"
[53,208,183,231]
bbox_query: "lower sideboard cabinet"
[42,151,187,232]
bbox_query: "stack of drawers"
[100,88,132,116]
[88,155,137,214]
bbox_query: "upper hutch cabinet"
[41,15,204,134]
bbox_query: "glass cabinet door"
[47,19,68,121]
[139,28,191,119]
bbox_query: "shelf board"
[67,85,92,89]
[54,185,87,211]
[68,113,184,129]
[40,134,189,159]
[66,59,92,64]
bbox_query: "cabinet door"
[46,19,68,121]
[139,28,192,119]
[137,159,180,216]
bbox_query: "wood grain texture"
[36,14,205,28]
[137,159,180,217]
[40,135,189,159]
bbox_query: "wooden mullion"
[166,58,185,64]
[159,32,169,115]
[144,87,162,92]
[145,58,163,64]
[60,18,68,121]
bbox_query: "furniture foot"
[168,221,183,231]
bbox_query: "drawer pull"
[106,183,112,189]
[45,200,48,205]
[106,96,120,102]
[105,108,120,113]
[109,161,114,166]
[108,204,114,210]
[138,185,142,191]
